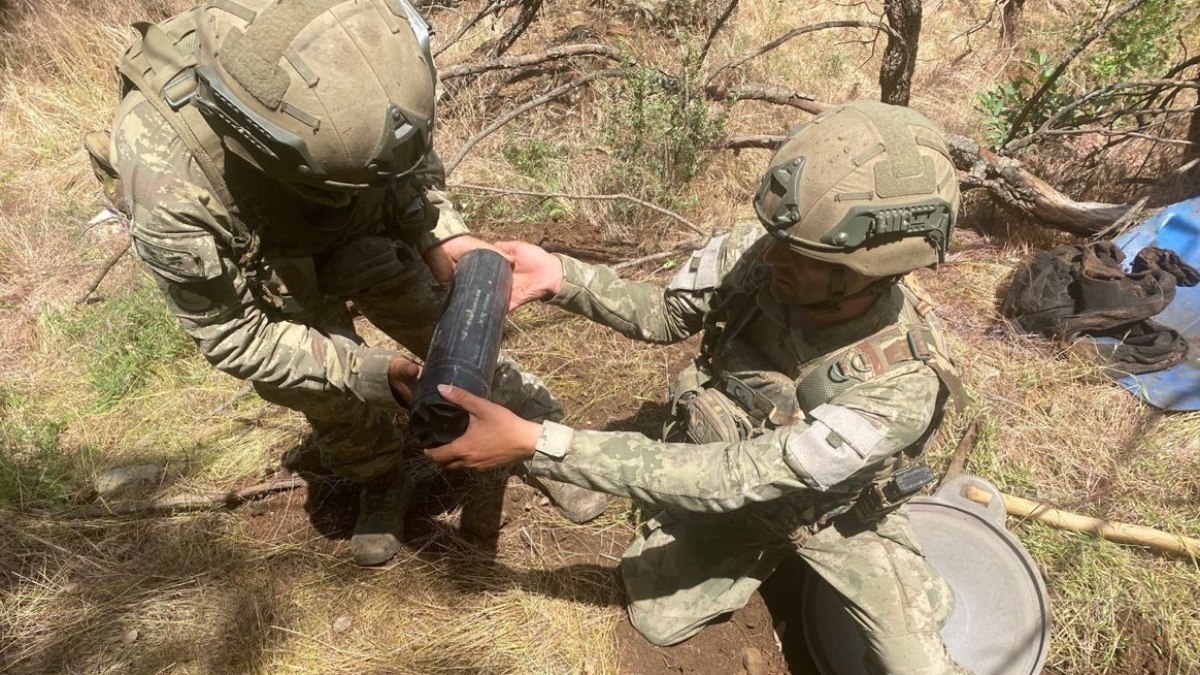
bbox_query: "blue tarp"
[1104,197,1200,410]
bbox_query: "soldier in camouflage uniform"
[88,0,606,567]
[426,102,974,673]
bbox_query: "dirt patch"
[1110,609,1175,675]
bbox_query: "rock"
[94,463,162,499]
[739,647,765,675]
[121,628,139,644]
[332,616,353,633]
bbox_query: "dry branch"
[940,418,981,487]
[440,43,622,80]
[447,183,706,236]
[947,134,1129,234]
[76,237,131,305]
[612,240,705,271]
[445,68,620,174]
[46,476,311,519]
[698,0,739,65]
[487,0,543,59]
[965,485,1200,558]
[1001,0,1153,150]
[705,82,829,114]
[433,0,520,58]
[1007,79,1200,153]
[705,20,898,87]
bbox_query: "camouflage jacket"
[109,10,468,412]
[529,222,954,519]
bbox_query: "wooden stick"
[447,183,706,236]
[964,485,1200,558]
[76,238,132,305]
[440,43,621,80]
[698,0,740,64]
[39,476,315,519]
[940,418,981,487]
[612,241,703,271]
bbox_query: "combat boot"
[351,468,412,566]
[526,474,609,524]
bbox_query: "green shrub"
[976,0,1193,150]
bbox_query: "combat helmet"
[754,100,960,278]
[191,0,436,192]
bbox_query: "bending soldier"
[93,0,606,566]
[426,101,974,673]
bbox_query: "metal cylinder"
[410,248,512,447]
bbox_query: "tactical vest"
[672,266,967,540]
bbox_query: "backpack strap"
[115,17,259,266]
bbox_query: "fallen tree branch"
[946,133,1130,234]
[44,475,312,519]
[965,484,1200,558]
[446,68,620,174]
[1001,0,1152,150]
[705,82,829,114]
[76,237,132,305]
[447,183,706,236]
[440,43,622,81]
[705,20,898,87]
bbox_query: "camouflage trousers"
[254,259,562,484]
[621,506,971,675]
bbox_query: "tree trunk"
[879,0,922,106]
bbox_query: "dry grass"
[3,0,1200,673]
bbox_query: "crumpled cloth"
[1001,242,1200,374]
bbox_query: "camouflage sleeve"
[528,363,942,511]
[546,223,768,344]
[408,149,470,252]
[546,254,710,343]
[113,93,405,410]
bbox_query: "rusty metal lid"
[802,475,1051,675]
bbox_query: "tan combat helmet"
[192,0,436,191]
[754,100,960,278]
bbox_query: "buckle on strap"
[161,69,196,110]
[906,329,933,362]
[724,376,758,414]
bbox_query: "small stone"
[538,497,550,507]
[121,628,139,644]
[332,616,353,633]
[739,647,765,675]
[95,463,162,499]
[61,582,82,595]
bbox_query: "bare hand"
[495,240,563,311]
[387,356,422,406]
[423,384,541,470]
[423,235,508,286]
